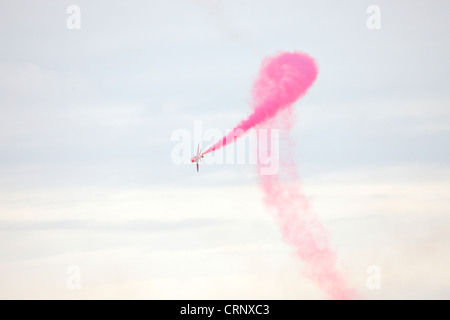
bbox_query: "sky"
[0,0,449,299]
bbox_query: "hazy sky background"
[0,0,449,299]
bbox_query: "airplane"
[191,144,204,172]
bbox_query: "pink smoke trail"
[202,52,318,156]
[257,113,357,299]
[205,51,357,299]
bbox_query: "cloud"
[1,0,449,299]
